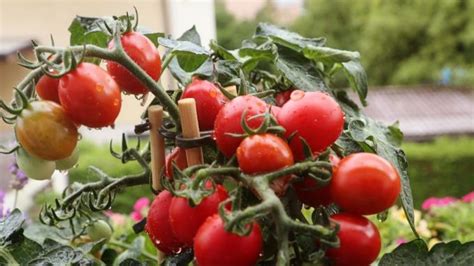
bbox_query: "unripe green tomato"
[87,220,113,241]
[55,147,79,170]
[16,147,55,180]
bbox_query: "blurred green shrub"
[402,137,474,208]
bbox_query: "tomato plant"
[181,79,228,130]
[169,184,228,246]
[55,147,79,170]
[107,31,161,95]
[165,147,188,178]
[214,95,267,157]
[277,90,344,161]
[194,214,263,266]
[59,62,122,128]
[15,101,78,160]
[87,220,113,241]
[146,190,184,255]
[35,75,60,103]
[330,153,401,215]
[274,88,294,107]
[326,213,381,266]
[16,147,55,180]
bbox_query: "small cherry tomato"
[275,88,294,107]
[277,90,344,161]
[165,147,188,179]
[237,133,294,195]
[326,213,381,266]
[269,105,281,118]
[87,220,113,241]
[294,154,340,207]
[169,184,228,246]
[146,190,184,255]
[194,214,263,266]
[59,63,122,128]
[181,79,228,130]
[16,147,55,180]
[330,153,401,215]
[107,31,161,94]
[214,95,267,157]
[55,147,79,170]
[36,75,60,103]
[15,101,78,160]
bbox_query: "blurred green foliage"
[402,137,474,208]
[216,0,474,86]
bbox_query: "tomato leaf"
[340,60,368,106]
[0,209,24,245]
[255,23,326,52]
[68,16,111,64]
[302,46,360,63]
[113,236,145,264]
[275,46,328,92]
[177,25,202,45]
[380,239,474,265]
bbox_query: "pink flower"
[422,197,457,211]
[130,197,150,222]
[105,211,127,227]
[461,192,474,203]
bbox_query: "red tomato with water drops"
[36,75,60,104]
[181,79,228,131]
[107,31,161,95]
[58,63,121,128]
[326,213,381,266]
[294,154,340,207]
[237,133,294,195]
[277,90,344,161]
[194,214,263,266]
[275,88,294,107]
[165,147,188,179]
[169,184,228,246]
[145,190,184,255]
[214,95,267,157]
[330,153,401,215]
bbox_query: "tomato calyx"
[225,109,285,140]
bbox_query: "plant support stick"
[148,105,166,191]
[178,98,203,166]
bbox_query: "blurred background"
[1,0,473,252]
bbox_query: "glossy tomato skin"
[294,154,340,207]
[237,134,294,195]
[275,88,294,107]
[59,63,121,128]
[145,190,183,255]
[277,90,344,161]
[181,79,228,131]
[169,184,228,246]
[16,147,55,180]
[36,75,60,103]
[15,101,78,161]
[326,213,381,266]
[165,147,188,179]
[269,105,281,118]
[194,214,263,266]
[107,31,161,94]
[330,153,401,215]
[214,95,267,157]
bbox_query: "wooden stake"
[178,98,203,166]
[224,85,238,96]
[148,105,165,191]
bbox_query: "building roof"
[361,86,474,141]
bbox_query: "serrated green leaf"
[275,46,327,92]
[159,37,209,72]
[178,25,202,45]
[341,60,368,106]
[4,238,42,264]
[303,46,359,63]
[0,209,24,245]
[113,236,145,266]
[380,240,474,266]
[255,23,326,52]
[167,57,213,86]
[210,40,238,60]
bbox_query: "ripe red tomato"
[181,79,228,131]
[15,101,78,160]
[237,133,294,195]
[58,63,121,128]
[145,190,183,255]
[36,75,60,103]
[330,153,401,215]
[169,184,228,246]
[326,213,381,266]
[107,31,161,94]
[277,90,344,161]
[269,105,281,118]
[165,147,188,179]
[275,88,294,107]
[294,154,339,207]
[214,95,267,157]
[194,214,263,266]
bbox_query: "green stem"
[159,53,175,78]
[192,167,241,190]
